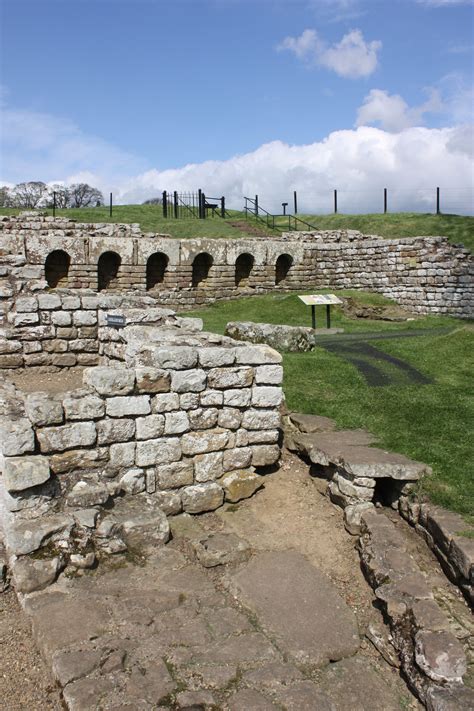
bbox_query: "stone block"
[200,389,224,406]
[67,481,110,508]
[181,429,230,456]
[223,447,252,472]
[218,407,242,430]
[414,630,467,683]
[0,417,35,456]
[15,296,38,313]
[221,469,264,502]
[135,437,181,467]
[106,395,150,417]
[37,422,96,453]
[12,312,39,327]
[156,461,194,489]
[255,365,284,385]
[182,482,224,513]
[251,444,280,467]
[62,390,104,420]
[51,311,72,326]
[12,556,61,594]
[171,368,206,393]
[6,514,73,556]
[180,392,200,409]
[153,490,182,515]
[194,451,224,482]
[234,344,282,365]
[97,417,135,444]
[83,367,135,395]
[25,393,64,427]
[109,442,136,468]
[223,389,252,407]
[207,367,254,389]
[189,407,218,430]
[37,293,62,310]
[164,411,190,435]
[136,414,165,440]
[198,347,236,368]
[135,367,171,393]
[73,311,97,326]
[242,409,281,430]
[137,345,198,370]
[152,392,180,412]
[120,468,146,494]
[252,386,283,408]
[2,455,51,493]
[50,447,108,474]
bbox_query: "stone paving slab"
[229,550,360,668]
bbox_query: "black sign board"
[106,314,126,328]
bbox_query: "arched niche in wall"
[275,253,293,285]
[146,252,169,290]
[45,249,71,288]
[192,252,213,288]
[235,253,254,288]
[98,251,121,291]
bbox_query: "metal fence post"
[109,192,112,217]
[221,196,225,218]
[436,187,440,215]
[162,191,168,218]
[384,188,387,214]
[334,189,338,214]
[173,191,178,219]
[293,190,298,214]
[53,191,56,218]
[255,194,259,217]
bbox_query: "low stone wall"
[1,213,472,318]
[0,320,283,594]
[225,321,319,352]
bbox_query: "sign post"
[298,294,343,330]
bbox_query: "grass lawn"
[183,291,474,518]
[1,205,472,252]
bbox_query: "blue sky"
[1,0,473,212]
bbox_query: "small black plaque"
[106,314,126,328]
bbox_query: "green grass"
[183,292,474,517]
[1,205,472,251]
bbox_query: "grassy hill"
[0,205,472,251]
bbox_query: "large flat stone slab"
[230,550,360,667]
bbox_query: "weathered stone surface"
[223,447,252,472]
[114,497,170,548]
[180,392,200,410]
[153,490,182,515]
[152,392,180,412]
[252,386,283,408]
[6,514,73,555]
[164,411,190,435]
[97,417,135,444]
[207,366,253,389]
[50,447,108,474]
[51,648,102,686]
[135,366,171,393]
[181,429,229,456]
[189,407,218,430]
[366,621,400,668]
[12,556,62,593]
[2,455,50,492]
[221,469,263,502]
[425,683,474,711]
[171,368,207,393]
[192,532,251,567]
[319,656,404,711]
[230,551,359,667]
[254,364,284,385]
[234,344,282,365]
[67,481,110,508]
[198,346,236,368]
[425,507,467,555]
[106,395,151,417]
[37,421,97,453]
[182,483,224,513]
[135,437,181,467]
[415,630,467,683]
[251,444,280,467]
[176,690,217,709]
[135,414,165,440]
[62,676,115,711]
[223,388,252,407]
[217,407,242,430]
[228,321,316,353]
[62,390,104,420]
[109,441,136,468]
[344,502,375,535]
[0,417,35,456]
[450,535,474,581]
[156,461,194,489]
[288,412,336,433]
[83,366,135,395]
[194,451,224,482]
[120,468,146,494]
[227,688,278,710]
[24,392,64,427]
[272,681,334,711]
[241,409,281,430]
[137,345,198,370]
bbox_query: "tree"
[69,183,104,208]
[0,186,12,207]
[143,197,162,205]
[45,184,70,209]
[10,181,48,208]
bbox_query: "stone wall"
[0,319,283,593]
[0,213,472,318]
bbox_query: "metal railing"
[243,196,319,231]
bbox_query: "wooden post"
[334,189,338,214]
[162,191,168,218]
[221,196,225,218]
[293,190,298,214]
[109,192,112,217]
[384,188,387,214]
[436,187,440,215]
[173,191,178,219]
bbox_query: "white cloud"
[356,88,443,132]
[278,28,381,78]
[0,104,146,187]
[108,125,473,215]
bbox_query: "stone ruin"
[0,212,473,709]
